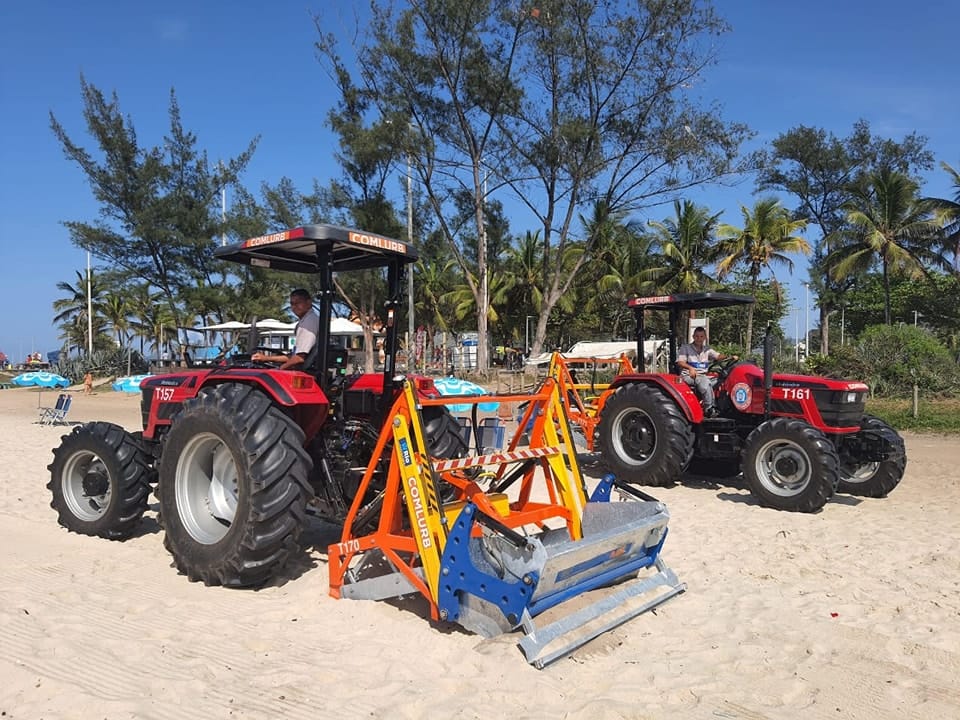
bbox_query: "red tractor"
[568,293,906,512]
[47,226,690,664]
[47,225,466,587]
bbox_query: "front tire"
[837,415,906,497]
[157,383,313,587]
[742,418,838,512]
[596,383,694,487]
[47,422,152,539]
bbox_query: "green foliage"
[50,77,258,329]
[755,120,935,354]
[317,0,753,365]
[803,344,873,382]
[830,271,960,347]
[866,398,960,432]
[808,324,960,398]
[716,198,811,348]
[827,168,948,325]
[53,348,148,384]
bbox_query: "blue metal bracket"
[437,502,539,629]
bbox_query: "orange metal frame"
[548,352,634,451]
[327,378,589,619]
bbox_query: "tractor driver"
[251,289,319,370]
[677,327,736,418]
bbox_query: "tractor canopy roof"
[628,292,755,312]
[215,224,418,273]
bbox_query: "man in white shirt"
[252,289,319,371]
[676,327,735,417]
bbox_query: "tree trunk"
[883,259,892,325]
[820,305,830,356]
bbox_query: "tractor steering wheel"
[227,347,283,369]
[707,356,740,383]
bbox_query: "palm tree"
[52,269,107,355]
[416,257,459,333]
[101,292,132,347]
[640,199,722,294]
[717,198,811,349]
[586,232,654,339]
[828,168,948,325]
[128,283,178,358]
[501,231,545,322]
[922,161,960,270]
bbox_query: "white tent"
[526,340,666,367]
[330,317,366,335]
[255,318,296,332]
[197,320,249,331]
[197,318,364,336]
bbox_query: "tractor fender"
[604,374,704,423]
[141,370,329,442]
[198,368,330,407]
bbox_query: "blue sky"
[1,1,957,359]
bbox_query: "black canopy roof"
[628,292,755,312]
[214,224,417,273]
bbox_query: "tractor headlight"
[835,391,861,404]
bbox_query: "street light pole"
[87,251,93,356]
[802,281,810,360]
[794,307,800,363]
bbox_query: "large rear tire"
[596,383,694,487]
[742,418,838,512]
[837,415,906,497]
[422,406,468,458]
[157,383,313,587]
[47,422,153,539]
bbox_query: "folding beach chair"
[39,393,72,425]
[456,416,472,446]
[476,417,505,454]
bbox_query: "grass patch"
[866,397,960,433]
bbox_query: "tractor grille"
[140,388,153,429]
[769,399,803,416]
[813,389,866,428]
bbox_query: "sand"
[0,386,958,719]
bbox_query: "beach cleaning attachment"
[328,378,685,667]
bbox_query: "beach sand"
[1,386,958,719]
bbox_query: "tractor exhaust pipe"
[763,323,773,420]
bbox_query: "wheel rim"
[175,432,239,544]
[753,438,812,496]
[61,450,112,522]
[610,406,657,467]
[840,460,880,484]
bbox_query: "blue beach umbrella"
[432,376,499,412]
[112,374,153,393]
[12,371,72,408]
[12,371,71,388]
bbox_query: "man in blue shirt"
[677,327,735,417]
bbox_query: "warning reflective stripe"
[432,446,562,472]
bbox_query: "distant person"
[252,289,319,370]
[83,372,93,395]
[677,327,736,417]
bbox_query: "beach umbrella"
[432,376,499,413]
[12,370,72,408]
[112,374,153,393]
[12,371,71,388]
